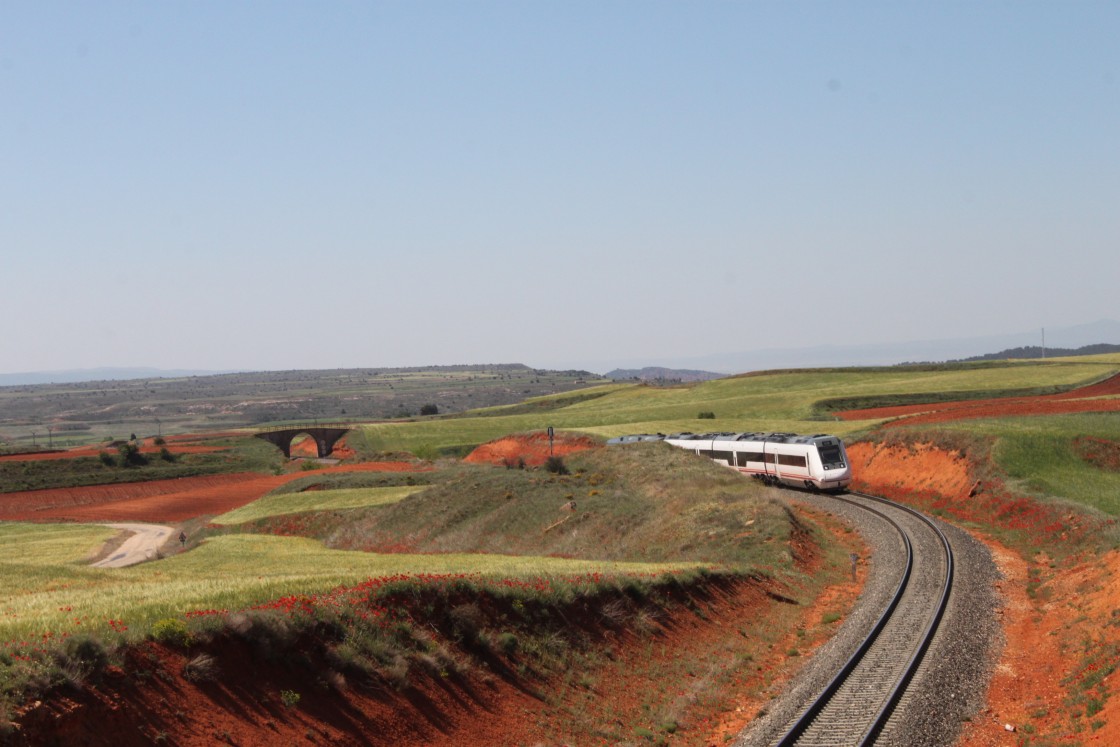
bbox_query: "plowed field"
[0,462,425,523]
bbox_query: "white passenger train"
[607,431,852,492]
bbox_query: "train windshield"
[817,442,844,465]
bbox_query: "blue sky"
[2,1,1117,374]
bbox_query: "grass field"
[211,485,426,524]
[0,526,704,641]
[902,412,1120,516]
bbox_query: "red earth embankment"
[464,431,599,467]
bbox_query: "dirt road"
[92,523,175,569]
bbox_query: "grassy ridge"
[212,486,425,525]
[327,444,797,570]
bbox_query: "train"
[607,431,852,492]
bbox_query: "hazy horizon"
[4,3,1117,375]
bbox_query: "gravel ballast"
[734,490,1002,746]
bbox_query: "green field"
[353,359,1119,454]
[0,525,703,641]
[211,485,426,524]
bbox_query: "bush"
[117,442,148,467]
[159,447,176,462]
[182,653,219,682]
[419,404,439,416]
[496,632,519,655]
[698,411,716,419]
[59,635,109,672]
[151,618,192,648]
[544,456,569,475]
[98,451,117,467]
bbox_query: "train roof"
[611,431,843,445]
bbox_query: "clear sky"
[2,1,1117,375]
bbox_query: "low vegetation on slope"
[325,443,801,571]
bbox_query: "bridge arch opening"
[289,433,324,459]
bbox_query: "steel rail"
[852,491,955,745]
[772,491,954,746]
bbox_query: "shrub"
[496,632,519,655]
[419,404,439,416]
[151,618,192,648]
[182,653,219,682]
[153,436,166,446]
[98,451,117,467]
[159,447,176,462]
[279,689,301,708]
[117,442,148,467]
[447,603,484,643]
[698,411,716,419]
[544,456,569,475]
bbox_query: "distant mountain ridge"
[598,319,1120,375]
[604,367,724,382]
[954,343,1120,363]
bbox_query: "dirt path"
[91,523,175,568]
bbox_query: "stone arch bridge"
[254,424,353,459]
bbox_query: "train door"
[763,444,778,483]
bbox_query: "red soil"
[838,372,1120,426]
[463,431,600,467]
[0,462,427,523]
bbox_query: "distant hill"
[954,343,1120,363]
[0,367,230,387]
[604,367,724,383]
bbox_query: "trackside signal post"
[548,426,554,456]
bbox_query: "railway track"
[770,491,955,746]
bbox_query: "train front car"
[808,434,851,492]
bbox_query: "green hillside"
[353,359,1119,455]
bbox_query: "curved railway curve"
[737,490,1000,747]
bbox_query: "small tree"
[420,404,439,416]
[118,442,148,467]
